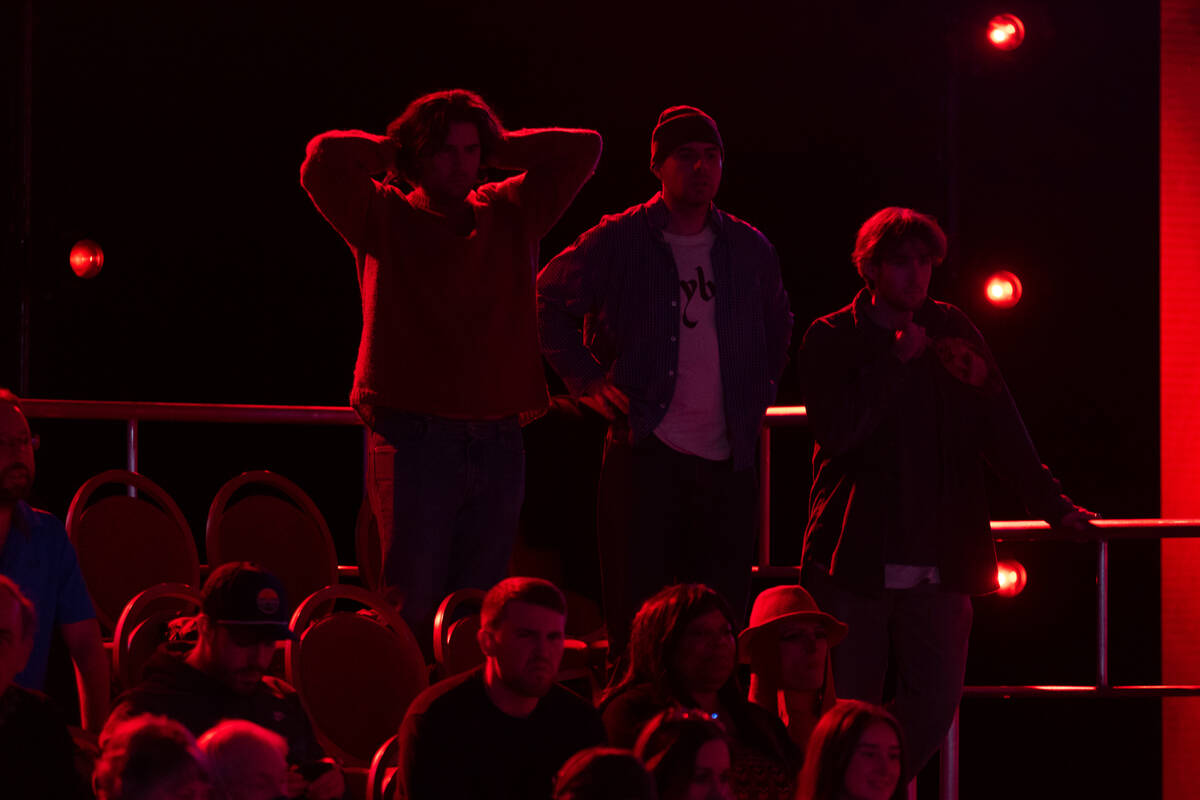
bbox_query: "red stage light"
[69,239,104,279]
[995,559,1028,598]
[987,14,1026,50]
[985,271,1023,308]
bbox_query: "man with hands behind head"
[301,91,602,644]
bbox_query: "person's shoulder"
[407,668,485,720]
[16,502,68,537]
[922,298,979,337]
[714,208,773,249]
[804,301,857,338]
[542,681,601,716]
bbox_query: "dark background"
[2,2,1161,797]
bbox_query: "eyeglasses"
[0,433,38,452]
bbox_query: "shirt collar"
[644,192,725,235]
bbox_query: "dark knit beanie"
[650,105,724,168]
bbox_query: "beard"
[0,464,32,504]
[505,660,557,699]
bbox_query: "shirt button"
[671,300,678,307]
[670,336,677,342]
[659,402,667,409]
[668,370,675,377]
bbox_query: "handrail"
[18,398,1189,800]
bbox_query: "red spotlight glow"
[995,559,1028,598]
[69,239,105,279]
[985,271,1023,308]
[987,14,1026,50]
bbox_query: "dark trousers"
[805,568,973,776]
[367,411,525,642]
[597,428,757,657]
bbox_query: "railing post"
[1098,539,1109,688]
[125,418,139,497]
[758,426,772,567]
[940,707,960,800]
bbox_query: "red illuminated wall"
[1161,2,1200,796]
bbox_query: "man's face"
[0,405,35,506]
[415,120,482,205]
[655,141,723,210]
[481,600,565,699]
[0,593,32,693]
[865,238,933,314]
[204,623,276,695]
[774,619,828,692]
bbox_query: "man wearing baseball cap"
[103,562,344,800]
[538,106,793,658]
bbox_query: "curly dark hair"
[385,89,505,186]
[602,583,738,708]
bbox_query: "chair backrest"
[66,469,200,632]
[206,471,338,613]
[431,588,485,665]
[367,733,401,800]
[112,582,202,691]
[354,496,382,592]
[286,585,428,767]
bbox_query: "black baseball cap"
[202,562,296,644]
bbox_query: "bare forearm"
[62,618,110,732]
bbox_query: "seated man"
[0,388,109,732]
[104,562,343,800]
[0,575,88,799]
[397,577,606,800]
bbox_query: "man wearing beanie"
[103,562,344,800]
[537,106,792,658]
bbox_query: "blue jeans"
[367,411,525,638]
[804,567,973,776]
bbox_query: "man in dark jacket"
[103,562,343,799]
[800,207,1095,775]
[537,106,793,656]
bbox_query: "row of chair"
[63,468,382,633]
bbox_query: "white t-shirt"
[654,227,730,461]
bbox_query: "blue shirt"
[537,193,793,470]
[1,502,97,690]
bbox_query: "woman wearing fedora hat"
[739,586,849,759]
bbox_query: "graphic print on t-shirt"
[680,266,716,328]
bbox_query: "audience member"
[104,562,343,800]
[0,574,88,799]
[600,584,797,800]
[397,577,606,800]
[792,701,905,800]
[93,714,210,800]
[198,719,289,800]
[0,388,110,731]
[634,708,733,800]
[554,746,659,800]
[739,586,847,757]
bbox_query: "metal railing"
[21,399,1198,799]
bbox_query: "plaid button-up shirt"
[536,193,792,471]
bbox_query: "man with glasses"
[0,388,109,733]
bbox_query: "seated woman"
[600,584,798,800]
[634,708,732,800]
[93,714,210,800]
[793,700,905,800]
[554,746,658,800]
[738,585,848,758]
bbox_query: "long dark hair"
[793,700,907,800]
[385,89,504,186]
[602,583,738,709]
[634,708,730,800]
